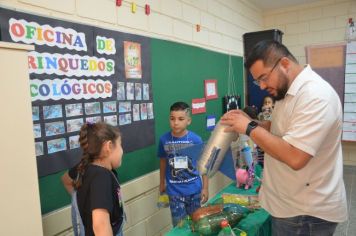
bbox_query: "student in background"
[62,122,124,236]
[221,40,347,236]
[257,95,275,121]
[256,96,275,167]
[158,101,209,226]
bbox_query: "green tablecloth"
[165,168,271,236]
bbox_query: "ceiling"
[249,0,322,10]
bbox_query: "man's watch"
[246,121,258,136]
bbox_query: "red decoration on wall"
[145,4,150,15]
[191,98,206,114]
[196,24,201,32]
[204,79,218,100]
[116,0,122,7]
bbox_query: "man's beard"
[273,72,289,101]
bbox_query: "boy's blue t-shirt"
[158,130,203,196]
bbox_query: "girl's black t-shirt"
[69,164,123,235]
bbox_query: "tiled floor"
[334,165,356,236]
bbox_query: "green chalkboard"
[39,38,244,214]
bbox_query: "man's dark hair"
[244,40,298,70]
[170,101,190,114]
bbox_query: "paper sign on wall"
[204,79,218,100]
[191,98,206,114]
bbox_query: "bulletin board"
[0,8,244,214]
[305,43,346,104]
[0,7,155,177]
[305,43,356,142]
[343,42,356,141]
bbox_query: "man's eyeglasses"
[253,57,282,86]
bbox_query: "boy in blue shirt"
[158,101,209,226]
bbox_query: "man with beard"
[221,40,347,236]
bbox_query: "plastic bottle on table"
[191,209,243,235]
[217,220,236,236]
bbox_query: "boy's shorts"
[168,193,201,226]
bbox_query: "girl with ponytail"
[62,122,124,236]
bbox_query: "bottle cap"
[220,219,229,228]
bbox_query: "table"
[165,180,271,236]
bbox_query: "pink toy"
[236,168,254,189]
[236,141,255,190]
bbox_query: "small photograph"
[147,103,154,119]
[140,103,147,120]
[135,83,142,100]
[132,104,140,121]
[86,116,102,123]
[45,121,65,136]
[32,106,40,121]
[126,82,134,100]
[85,102,101,115]
[117,82,126,100]
[47,138,67,154]
[33,124,41,138]
[35,142,43,156]
[103,101,117,113]
[119,113,132,126]
[65,103,83,117]
[67,118,84,133]
[43,104,63,119]
[104,115,117,126]
[124,41,142,79]
[69,135,80,149]
[143,83,149,100]
[118,101,131,113]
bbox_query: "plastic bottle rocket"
[197,120,238,177]
[191,208,244,235]
[217,220,236,236]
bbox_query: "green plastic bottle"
[191,210,243,235]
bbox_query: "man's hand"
[220,109,251,134]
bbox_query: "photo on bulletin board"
[204,79,218,100]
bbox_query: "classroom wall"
[3,0,355,235]
[0,0,263,235]
[0,0,262,57]
[261,0,356,166]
